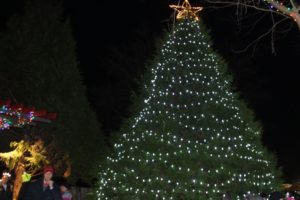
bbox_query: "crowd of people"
[1,167,299,200]
[0,166,72,200]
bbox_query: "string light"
[0,104,34,130]
[263,0,300,22]
[0,100,56,130]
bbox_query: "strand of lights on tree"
[96,0,281,199]
[0,99,56,130]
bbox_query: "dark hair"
[260,192,267,197]
[60,182,71,189]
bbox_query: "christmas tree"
[96,0,282,199]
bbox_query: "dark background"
[1,0,299,182]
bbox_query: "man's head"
[60,185,67,192]
[43,166,54,181]
[1,172,11,184]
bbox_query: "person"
[24,165,62,200]
[60,183,72,200]
[269,191,284,200]
[286,192,296,200]
[0,171,13,200]
[260,192,268,200]
[18,181,30,200]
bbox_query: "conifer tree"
[96,1,281,199]
[0,0,105,183]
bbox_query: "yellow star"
[169,0,203,21]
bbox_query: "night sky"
[1,0,300,182]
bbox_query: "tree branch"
[233,17,289,54]
[203,0,300,29]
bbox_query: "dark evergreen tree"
[95,2,282,199]
[0,0,105,183]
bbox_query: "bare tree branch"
[203,0,300,29]
[233,17,289,54]
[200,0,299,53]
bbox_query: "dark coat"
[17,182,30,200]
[0,183,12,200]
[24,178,62,200]
[269,191,284,200]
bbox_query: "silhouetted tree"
[0,0,105,184]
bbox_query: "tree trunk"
[13,160,25,200]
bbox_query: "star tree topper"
[169,0,203,21]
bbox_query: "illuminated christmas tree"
[96,0,282,199]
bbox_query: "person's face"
[60,185,67,192]
[43,171,53,182]
[1,175,8,184]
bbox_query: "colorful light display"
[0,99,56,130]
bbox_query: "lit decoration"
[169,0,203,21]
[263,0,300,27]
[0,99,56,130]
[22,172,32,182]
[0,139,47,199]
[282,183,292,190]
[95,3,282,200]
